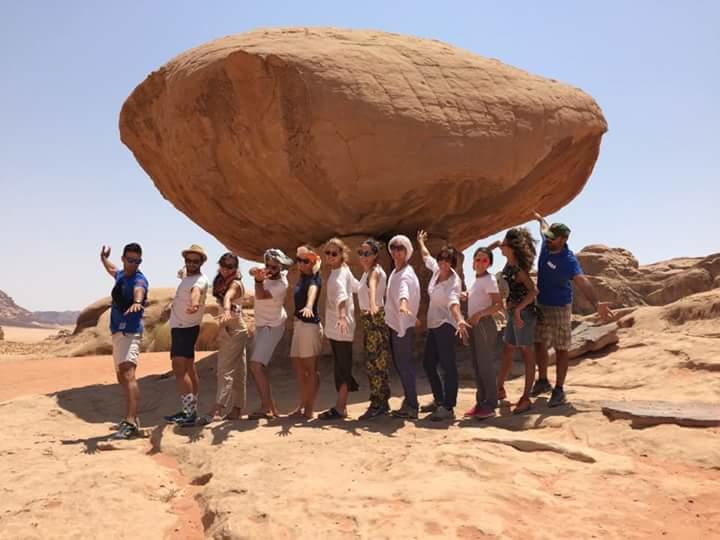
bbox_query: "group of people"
[101,212,612,440]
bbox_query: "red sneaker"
[474,405,496,419]
[464,405,478,417]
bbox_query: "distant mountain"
[31,311,80,326]
[0,289,78,327]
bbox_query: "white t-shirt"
[169,273,209,329]
[423,256,461,329]
[325,265,356,342]
[254,272,288,328]
[384,264,420,338]
[356,265,387,312]
[468,273,500,318]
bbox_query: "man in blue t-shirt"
[531,213,613,407]
[100,242,149,440]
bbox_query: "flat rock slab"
[601,400,720,428]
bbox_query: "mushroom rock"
[119,27,607,259]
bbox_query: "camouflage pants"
[361,309,392,407]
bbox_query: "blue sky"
[1,1,718,311]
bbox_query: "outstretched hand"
[417,229,428,245]
[123,302,143,316]
[100,245,111,259]
[597,302,614,323]
[455,319,471,341]
[336,316,350,336]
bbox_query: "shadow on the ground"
[50,349,572,448]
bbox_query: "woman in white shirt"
[416,230,470,422]
[384,234,421,419]
[319,238,358,420]
[354,238,391,420]
[247,248,293,419]
[464,247,504,420]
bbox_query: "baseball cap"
[543,223,571,240]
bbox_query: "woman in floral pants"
[355,238,392,420]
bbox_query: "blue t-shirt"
[293,273,322,324]
[110,270,149,334]
[537,242,582,306]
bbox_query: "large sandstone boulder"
[573,246,720,314]
[119,27,607,259]
[61,288,254,357]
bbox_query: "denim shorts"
[503,308,537,347]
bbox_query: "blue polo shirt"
[110,270,149,334]
[537,241,582,306]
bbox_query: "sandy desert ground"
[1,292,719,539]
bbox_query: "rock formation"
[119,27,607,260]
[65,288,249,356]
[573,245,720,313]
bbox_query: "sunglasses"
[219,263,237,270]
[296,257,311,265]
[437,255,452,262]
[125,257,142,265]
[324,250,339,257]
[185,258,202,265]
[266,264,280,272]
[389,244,405,251]
[357,249,374,257]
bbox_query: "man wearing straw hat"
[164,244,210,426]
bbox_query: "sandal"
[318,407,346,420]
[512,396,532,415]
[223,408,243,421]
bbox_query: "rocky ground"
[1,290,719,539]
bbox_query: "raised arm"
[251,267,273,300]
[416,229,431,259]
[532,211,550,237]
[100,245,117,278]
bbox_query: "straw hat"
[181,244,208,262]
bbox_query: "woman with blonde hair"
[319,238,359,420]
[289,245,323,419]
[355,238,392,420]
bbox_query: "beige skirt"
[290,319,324,358]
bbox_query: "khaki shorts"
[112,332,141,371]
[535,304,572,350]
[250,324,285,365]
[290,319,323,358]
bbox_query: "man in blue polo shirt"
[100,242,149,440]
[531,213,613,407]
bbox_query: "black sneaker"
[110,420,140,440]
[419,401,438,414]
[176,412,198,427]
[111,417,141,431]
[358,404,389,420]
[531,378,553,397]
[164,410,186,424]
[548,387,567,408]
[391,404,419,419]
